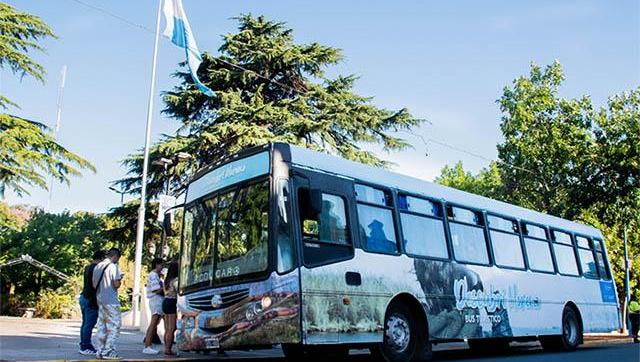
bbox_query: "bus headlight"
[261,296,272,309]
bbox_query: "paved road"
[0,317,637,361]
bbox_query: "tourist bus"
[171,142,620,361]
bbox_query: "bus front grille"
[187,288,250,311]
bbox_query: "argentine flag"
[163,0,214,97]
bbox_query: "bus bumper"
[176,271,300,351]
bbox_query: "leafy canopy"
[436,61,640,303]
[497,61,639,220]
[434,161,504,202]
[0,3,94,197]
[0,210,109,295]
[117,14,423,198]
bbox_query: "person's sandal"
[164,351,178,356]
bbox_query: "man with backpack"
[78,250,105,355]
[92,248,124,360]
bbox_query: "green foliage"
[0,200,22,234]
[497,61,640,220]
[0,3,54,85]
[434,161,505,202]
[436,61,640,304]
[34,276,81,319]
[0,209,109,315]
[0,3,94,197]
[103,199,161,258]
[116,14,423,199]
[0,114,96,196]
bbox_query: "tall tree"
[434,161,505,201]
[0,3,94,197]
[438,61,640,310]
[116,14,423,198]
[496,61,640,220]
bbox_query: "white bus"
[171,143,620,361]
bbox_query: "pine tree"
[0,3,94,197]
[117,14,424,197]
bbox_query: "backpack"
[86,263,108,308]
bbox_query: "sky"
[3,0,639,214]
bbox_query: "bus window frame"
[593,237,612,280]
[300,190,352,247]
[353,180,401,256]
[549,227,581,278]
[292,170,357,269]
[520,220,557,275]
[396,192,451,262]
[486,212,527,271]
[575,233,600,280]
[273,177,297,276]
[444,202,492,267]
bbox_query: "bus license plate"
[205,337,220,349]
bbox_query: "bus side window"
[355,184,398,254]
[522,223,555,273]
[398,195,448,259]
[576,236,598,279]
[298,187,352,267]
[594,239,611,280]
[487,214,525,269]
[551,230,580,276]
[447,205,490,265]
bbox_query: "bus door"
[292,170,357,344]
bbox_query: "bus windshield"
[180,179,269,290]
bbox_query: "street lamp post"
[152,157,173,196]
[152,152,191,258]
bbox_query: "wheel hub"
[386,314,410,353]
[564,316,577,345]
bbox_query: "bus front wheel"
[374,302,430,362]
[540,306,582,352]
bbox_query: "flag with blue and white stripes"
[163,0,214,97]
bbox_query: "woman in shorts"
[143,258,164,354]
[162,262,179,356]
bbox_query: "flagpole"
[132,0,163,328]
[46,65,67,212]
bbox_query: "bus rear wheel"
[374,302,430,362]
[540,306,582,352]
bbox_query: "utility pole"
[623,224,630,334]
[46,65,67,211]
[131,0,163,328]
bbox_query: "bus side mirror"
[163,212,173,237]
[308,188,323,218]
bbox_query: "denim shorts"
[162,298,177,315]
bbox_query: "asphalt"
[0,317,637,362]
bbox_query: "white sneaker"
[101,351,121,360]
[78,349,96,356]
[142,346,160,355]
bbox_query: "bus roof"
[286,144,602,238]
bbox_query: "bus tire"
[375,302,430,362]
[540,306,582,352]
